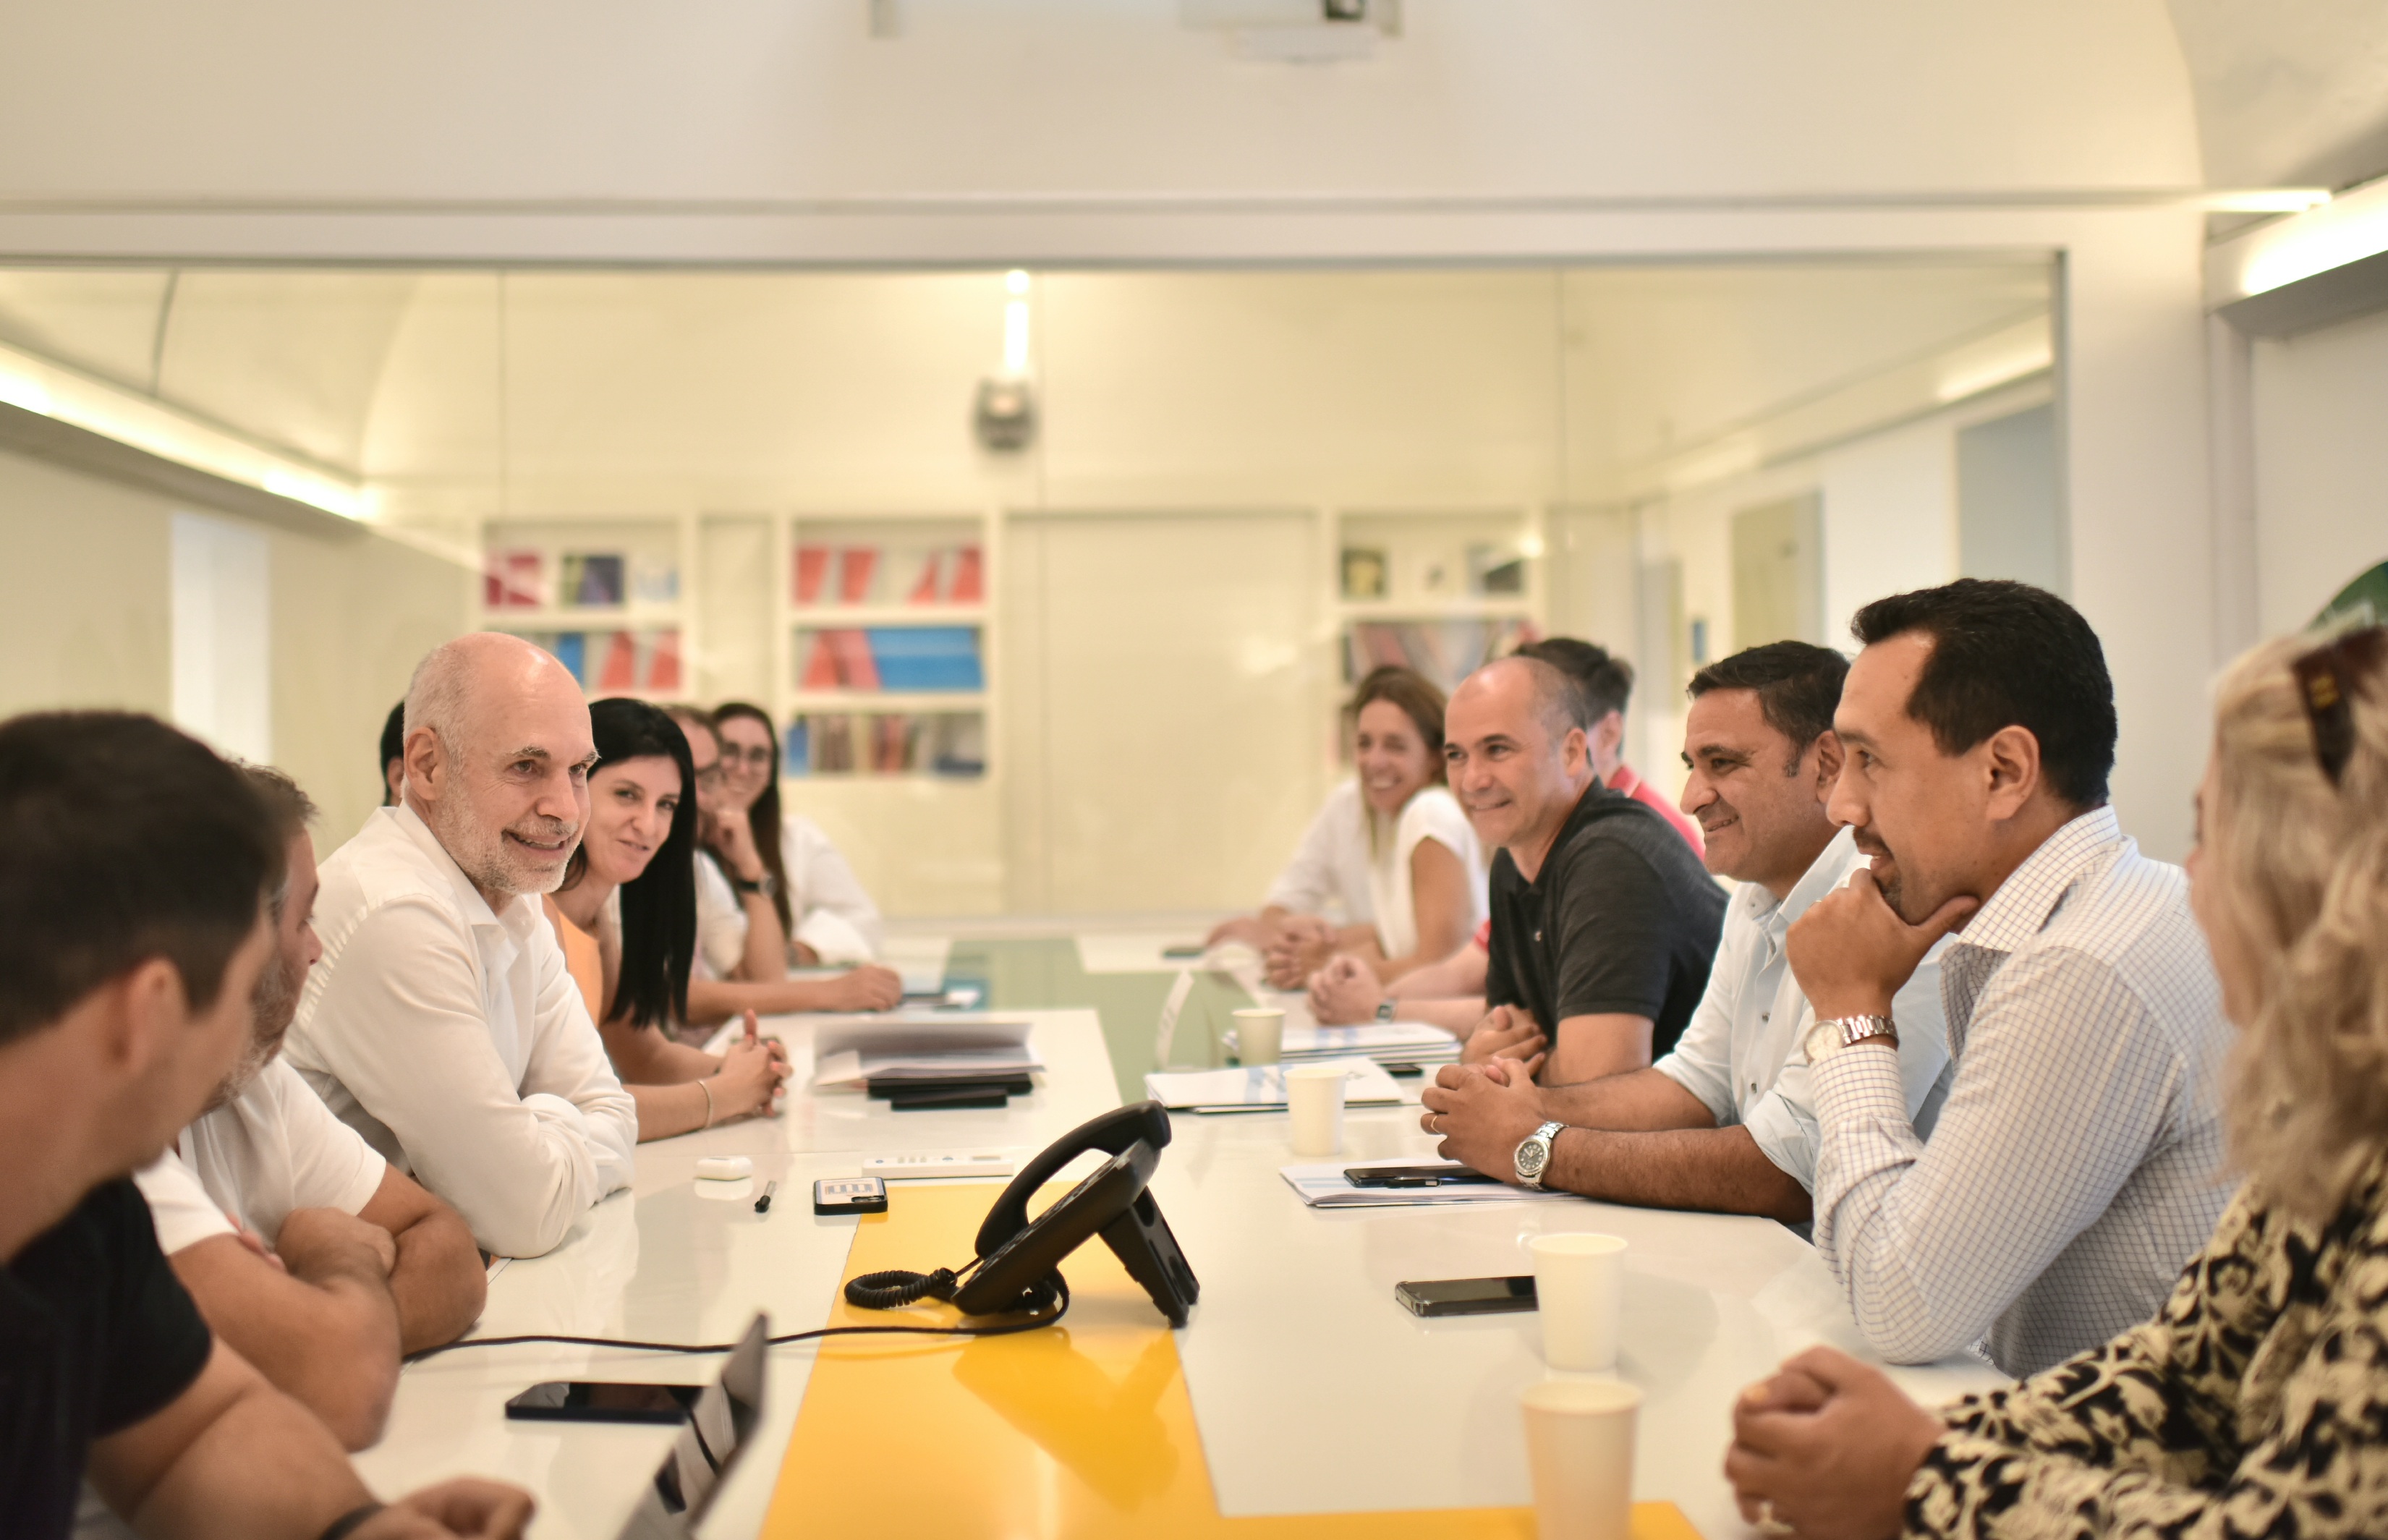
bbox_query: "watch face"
[1516,1140,1550,1178]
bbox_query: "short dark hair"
[1850,579,2115,808]
[1349,666,1448,780]
[1688,642,1851,767]
[379,699,405,805]
[0,712,284,1047]
[239,764,318,845]
[1518,637,1634,723]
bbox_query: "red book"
[828,629,881,690]
[794,545,830,605]
[838,548,879,605]
[907,552,942,605]
[597,631,637,692]
[801,633,841,689]
[950,545,983,604]
[645,630,681,692]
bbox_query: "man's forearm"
[1544,1125,1812,1224]
[1534,1068,1716,1132]
[388,1211,488,1354]
[1544,1013,1654,1084]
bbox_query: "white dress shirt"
[778,812,884,963]
[133,1058,389,1256]
[1262,779,1378,926]
[1652,827,1951,1192]
[692,849,747,982]
[1363,786,1489,961]
[1808,806,2231,1378]
[285,805,638,1259]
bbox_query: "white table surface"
[354,1006,2003,1539]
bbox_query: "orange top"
[543,896,606,1024]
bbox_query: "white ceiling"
[2167,0,2388,190]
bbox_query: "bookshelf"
[1329,509,1546,696]
[478,516,692,700]
[775,513,995,782]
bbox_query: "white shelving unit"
[476,514,694,702]
[1327,507,1547,697]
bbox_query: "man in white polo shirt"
[124,766,484,1465]
[1421,642,1950,1220]
[286,634,637,1260]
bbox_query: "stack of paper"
[1280,1021,1462,1070]
[1144,1058,1403,1112]
[1280,1158,1577,1208]
[811,1018,1040,1090]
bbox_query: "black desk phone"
[844,1100,1201,1328]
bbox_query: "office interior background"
[1,1,2383,923]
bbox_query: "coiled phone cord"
[404,1262,1068,1364]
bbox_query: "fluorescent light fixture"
[1002,299,1030,376]
[0,341,367,520]
[1004,269,1031,296]
[1517,532,1546,561]
[2243,203,2388,297]
[0,373,54,415]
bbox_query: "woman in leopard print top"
[1724,626,2388,1540]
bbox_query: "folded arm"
[354,1165,487,1355]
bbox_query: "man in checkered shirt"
[1786,579,2230,1379]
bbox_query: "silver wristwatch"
[1513,1120,1566,1189]
[1804,1013,1898,1065]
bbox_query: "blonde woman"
[1723,625,2388,1540]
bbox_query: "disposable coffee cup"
[1233,1007,1286,1066]
[1529,1232,1627,1371]
[1519,1378,1640,1540]
[1285,1063,1347,1156]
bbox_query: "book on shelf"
[950,545,983,604]
[906,551,942,605]
[797,626,982,692]
[1346,618,1536,694]
[597,631,638,692]
[550,631,587,684]
[794,545,831,605]
[484,550,545,609]
[630,553,680,605]
[785,712,985,778]
[645,629,681,692]
[837,548,879,605]
[560,552,626,608]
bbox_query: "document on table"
[1279,1021,1461,1066]
[1280,1158,1578,1208]
[811,1016,1040,1089]
[814,1045,1044,1089]
[1144,1058,1403,1111]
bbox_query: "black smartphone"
[1346,1165,1500,1188]
[1395,1275,1538,1317]
[505,1380,703,1424]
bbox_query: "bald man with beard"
[285,634,637,1260]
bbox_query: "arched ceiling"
[2167,0,2388,191]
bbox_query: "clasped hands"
[1262,914,1338,990]
[1724,1346,1944,1540]
[1416,1005,1548,1182]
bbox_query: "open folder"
[1143,1058,1403,1113]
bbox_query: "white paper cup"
[1529,1233,1627,1371]
[1519,1377,1640,1540]
[1285,1063,1347,1155]
[1233,1007,1286,1066]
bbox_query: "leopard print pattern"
[1905,1154,2388,1539]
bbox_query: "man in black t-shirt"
[1443,658,1725,1084]
[0,712,532,1540]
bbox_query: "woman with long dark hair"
[546,699,789,1141]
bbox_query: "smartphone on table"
[1395,1275,1538,1316]
[505,1380,704,1424]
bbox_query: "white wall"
[0,447,471,843]
[2249,306,2388,634]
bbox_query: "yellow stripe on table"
[763,1184,1697,1540]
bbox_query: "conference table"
[352,937,2003,1539]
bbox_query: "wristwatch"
[1374,997,1398,1022]
[1513,1120,1566,1189]
[728,871,779,898]
[1804,1013,1898,1065]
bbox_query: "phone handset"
[843,1100,1201,1328]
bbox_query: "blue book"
[783,720,810,775]
[866,627,983,692]
[550,631,586,684]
